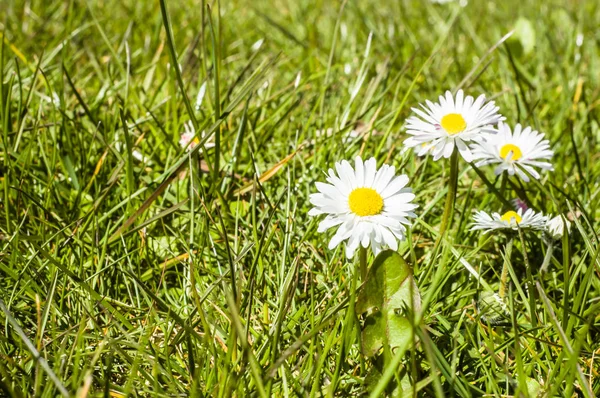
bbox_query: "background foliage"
[1,0,599,396]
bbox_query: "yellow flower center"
[501,211,522,224]
[499,144,522,161]
[440,113,467,135]
[348,188,384,217]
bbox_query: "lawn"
[1,0,599,396]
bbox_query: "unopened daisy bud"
[294,72,302,88]
[546,215,571,240]
[471,122,553,182]
[511,198,528,212]
[471,208,547,233]
[309,156,418,258]
[403,89,504,162]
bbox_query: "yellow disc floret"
[348,188,384,217]
[501,210,522,224]
[440,113,467,135]
[499,144,523,161]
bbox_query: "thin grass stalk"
[328,249,362,397]
[0,299,70,398]
[206,6,221,185]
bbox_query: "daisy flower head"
[471,208,547,233]
[179,121,215,152]
[471,122,553,182]
[309,156,418,259]
[403,89,504,162]
[546,214,571,240]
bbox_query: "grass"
[1,0,600,396]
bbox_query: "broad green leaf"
[526,377,542,397]
[507,17,536,57]
[356,250,421,357]
[364,358,412,397]
[229,199,251,217]
[148,236,179,258]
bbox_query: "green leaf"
[526,377,542,397]
[61,154,80,190]
[356,250,421,357]
[363,357,412,397]
[507,17,536,56]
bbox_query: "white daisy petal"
[318,215,344,233]
[380,226,399,251]
[354,156,365,187]
[380,175,409,198]
[455,139,474,162]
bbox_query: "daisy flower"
[546,215,571,240]
[471,122,553,182]
[403,90,504,162]
[309,156,418,258]
[179,121,215,152]
[470,208,547,233]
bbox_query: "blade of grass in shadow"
[159,0,199,130]
[0,299,70,398]
[63,65,98,129]
[318,0,348,122]
[30,242,134,329]
[375,5,461,157]
[125,271,204,344]
[536,282,594,398]
[206,5,221,184]
[224,290,268,398]
[456,31,514,91]
[108,53,278,241]
[120,108,135,218]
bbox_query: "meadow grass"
[1,0,599,396]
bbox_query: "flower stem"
[499,172,508,199]
[517,226,538,328]
[499,237,513,299]
[540,239,554,274]
[359,246,368,281]
[428,149,459,263]
[439,148,459,238]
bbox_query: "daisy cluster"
[404,90,562,238]
[404,90,553,182]
[303,89,565,259]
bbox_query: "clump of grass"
[1,0,599,396]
